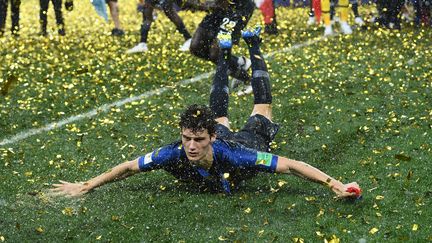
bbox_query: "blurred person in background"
[0,0,21,36]
[255,0,278,35]
[39,0,67,36]
[126,0,207,53]
[106,0,124,36]
[374,0,404,29]
[189,0,255,88]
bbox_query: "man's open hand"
[49,180,90,198]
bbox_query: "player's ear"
[210,133,216,142]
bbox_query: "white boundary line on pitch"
[0,36,326,147]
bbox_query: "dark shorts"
[216,114,279,152]
[198,6,254,45]
[105,0,117,3]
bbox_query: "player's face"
[181,128,216,162]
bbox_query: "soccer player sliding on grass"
[51,27,361,199]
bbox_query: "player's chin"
[186,153,203,161]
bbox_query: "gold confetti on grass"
[35,227,44,234]
[325,235,340,243]
[292,237,304,243]
[62,207,75,216]
[369,227,379,234]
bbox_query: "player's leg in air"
[210,25,275,140]
[241,26,273,124]
[190,10,253,89]
[210,25,278,187]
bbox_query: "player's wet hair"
[180,104,217,135]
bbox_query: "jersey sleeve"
[137,142,182,172]
[221,141,278,172]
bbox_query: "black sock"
[248,43,272,104]
[351,2,360,17]
[140,23,151,43]
[177,25,191,40]
[210,48,230,118]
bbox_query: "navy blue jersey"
[138,139,278,194]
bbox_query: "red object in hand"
[346,187,362,199]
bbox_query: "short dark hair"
[179,104,217,135]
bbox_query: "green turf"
[1,1,432,242]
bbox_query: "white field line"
[0,36,326,147]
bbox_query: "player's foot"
[217,32,232,49]
[324,25,333,36]
[58,28,66,36]
[340,21,353,35]
[111,28,125,36]
[236,85,253,96]
[179,38,191,52]
[126,42,148,54]
[307,16,316,26]
[242,25,262,46]
[354,17,365,26]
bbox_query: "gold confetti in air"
[193,110,201,117]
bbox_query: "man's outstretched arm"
[276,156,360,198]
[50,159,141,197]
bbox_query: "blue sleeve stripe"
[271,155,278,172]
[138,156,145,171]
